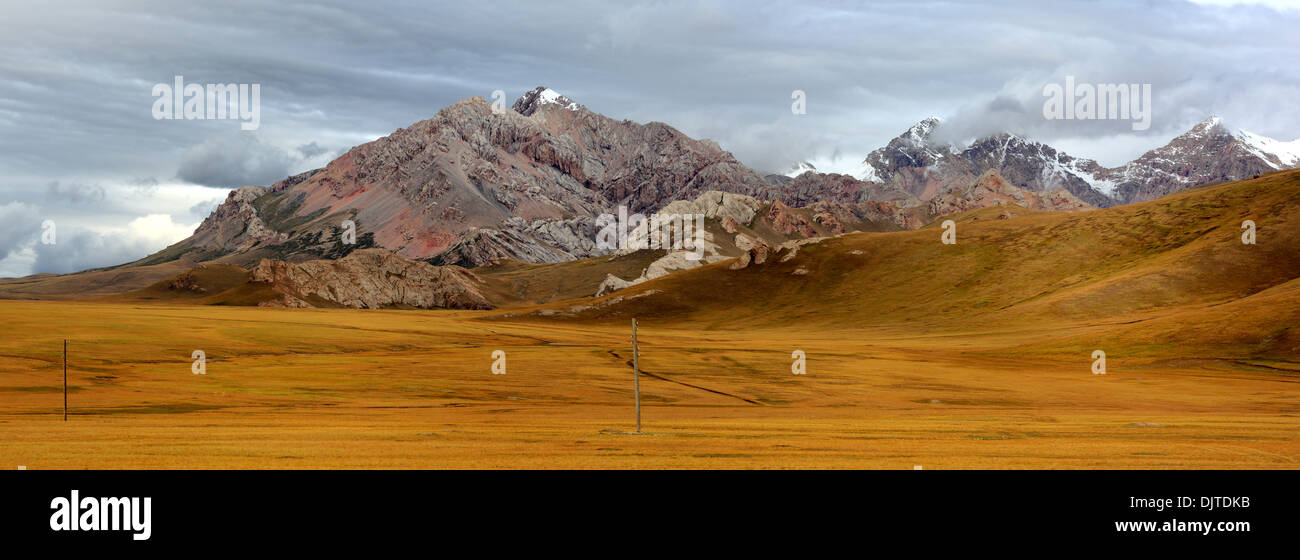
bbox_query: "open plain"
[1,300,1296,469]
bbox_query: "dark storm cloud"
[0,0,1297,275]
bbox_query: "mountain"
[158,86,775,269]
[8,89,1295,300]
[846,116,1300,208]
[849,117,1114,207]
[1103,116,1300,204]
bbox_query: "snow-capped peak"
[1184,116,1299,170]
[904,117,941,144]
[1186,115,1229,137]
[785,161,818,178]
[513,86,582,116]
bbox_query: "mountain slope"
[155,86,775,269]
[1105,117,1300,204]
[524,169,1300,361]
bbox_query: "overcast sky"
[1,0,1298,277]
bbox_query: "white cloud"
[28,214,198,275]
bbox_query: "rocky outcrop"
[730,237,826,270]
[168,269,207,292]
[187,186,288,252]
[249,249,492,309]
[927,169,1092,217]
[765,200,819,237]
[729,242,771,270]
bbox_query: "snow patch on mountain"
[512,86,582,116]
[785,161,818,178]
[1237,130,1300,169]
[852,160,880,182]
[536,88,580,111]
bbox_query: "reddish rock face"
[181,87,774,268]
[721,215,741,234]
[765,200,819,237]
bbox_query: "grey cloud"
[176,134,300,188]
[5,0,1295,181]
[297,141,328,159]
[30,225,177,275]
[189,198,223,219]
[0,202,42,257]
[45,181,106,205]
[46,181,107,204]
[128,176,161,195]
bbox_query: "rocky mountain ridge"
[828,116,1299,207]
[143,92,1296,282]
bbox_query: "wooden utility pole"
[632,318,641,433]
[62,339,67,422]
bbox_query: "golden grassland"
[0,300,1296,469]
[2,171,1299,469]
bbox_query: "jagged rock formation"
[249,248,492,309]
[848,118,1113,206]
[187,186,289,252]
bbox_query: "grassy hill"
[521,169,1300,364]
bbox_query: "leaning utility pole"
[632,318,641,434]
[63,339,68,422]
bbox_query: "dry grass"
[0,301,1295,469]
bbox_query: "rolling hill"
[515,169,1300,363]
